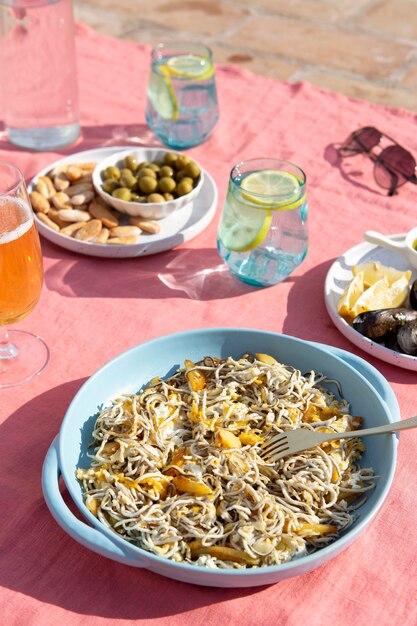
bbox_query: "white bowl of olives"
[92,147,204,219]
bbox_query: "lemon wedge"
[147,65,179,120]
[351,275,410,317]
[352,261,412,287]
[218,196,272,252]
[337,272,365,319]
[240,170,304,210]
[166,54,214,80]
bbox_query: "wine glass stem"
[0,327,18,360]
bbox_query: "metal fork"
[260,415,417,463]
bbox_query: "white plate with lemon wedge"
[324,235,417,370]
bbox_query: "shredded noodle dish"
[76,353,375,568]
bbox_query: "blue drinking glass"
[145,42,219,150]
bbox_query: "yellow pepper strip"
[172,475,212,496]
[295,523,337,537]
[189,541,259,566]
[255,353,278,365]
[137,475,172,498]
[239,432,263,446]
[214,428,242,449]
[184,359,207,391]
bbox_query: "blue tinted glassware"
[217,159,308,287]
[145,42,219,150]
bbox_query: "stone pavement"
[74,0,417,112]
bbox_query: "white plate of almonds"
[28,147,217,258]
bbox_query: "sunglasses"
[338,126,417,196]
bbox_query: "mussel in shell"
[352,308,417,340]
[397,320,417,355]
[409,279,417,310]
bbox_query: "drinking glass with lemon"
[145,42,218,149]
[217,159,308,287]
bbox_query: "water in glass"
[0,0,80,150]
[145,42,218,149]
[217,159,308,287]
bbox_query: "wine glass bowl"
[0,161,49,387]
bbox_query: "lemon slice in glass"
[240,170,304,209]
[147,65,179,120]
[166,54,214,80]
[219,197,272,252]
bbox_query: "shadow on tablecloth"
[42,244,257,301]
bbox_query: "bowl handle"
[42,437,144,568]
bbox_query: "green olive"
[120,172,138,189]
[175,155,191,171]
[112,187,132,201]
[163,152,178,166]
[184,161,201,180]
[159,165,174,178]
[147,193,165,203]
[138,167,157,179]
[163,193,174,201]
[138,161,151,170]
[104,165,121,180]
[148,163,160,173]
[176,180,193,196]
[124,155,138,171]
[180,177,194,187]
[102,179,119,194]
[175,170,186,182]
[158,177,177,194]
[138,176,158,194]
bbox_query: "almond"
[37,212,60,231]
[74,219,103,241]
[129,218,161,234]
[51,191,71,211]
[70,190,95,206]
[53,172,70,191]
[66,182,94,197]
[36,176,56,199]
[109,225,141,238]
[60,221,86,237]
[94,227,110,243]
[29,191,50,214]
[57,209,91,223]
[89,201,119,229]
[67,165,83,182]
[46,208,69,229]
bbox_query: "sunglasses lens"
[374,145,416,190]
[339,126,381,155]
[355,127,382,150]
[379,145,416,177]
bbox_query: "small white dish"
[364,227,417,270]
[92,147,204,219]
[29,147,217,258]
[324,235,417,371]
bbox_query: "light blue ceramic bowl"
[42,329,398,587]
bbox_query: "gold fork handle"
[320,414,417,442]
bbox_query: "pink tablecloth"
[1,24,416,626]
